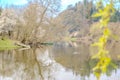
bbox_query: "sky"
[0,0,80,10]
[61,0,80,10]
[0,0,27,5]
[1,0,119,11]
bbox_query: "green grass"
[0,39,18,50]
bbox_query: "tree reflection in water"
[0,43,120,80]
[0,49,43,80]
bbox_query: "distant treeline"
[65,0,120,22]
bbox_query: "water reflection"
[0,43,120,80]
[0,49,43,80]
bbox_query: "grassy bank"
[0,38,18,50]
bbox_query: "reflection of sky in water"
[0,69,120,80]
[33,49,120,80]
[100,69,120,80]
[0,47,120,80]
[35,49,97,80]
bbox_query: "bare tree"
[13,0,61,44]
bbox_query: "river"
[0,42,120,80]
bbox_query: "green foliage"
[110,10,120,22]
[91,0,117,79]
[0,38,18,50]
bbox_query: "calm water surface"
[0,42,120,80]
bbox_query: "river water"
[0,42,120,80]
